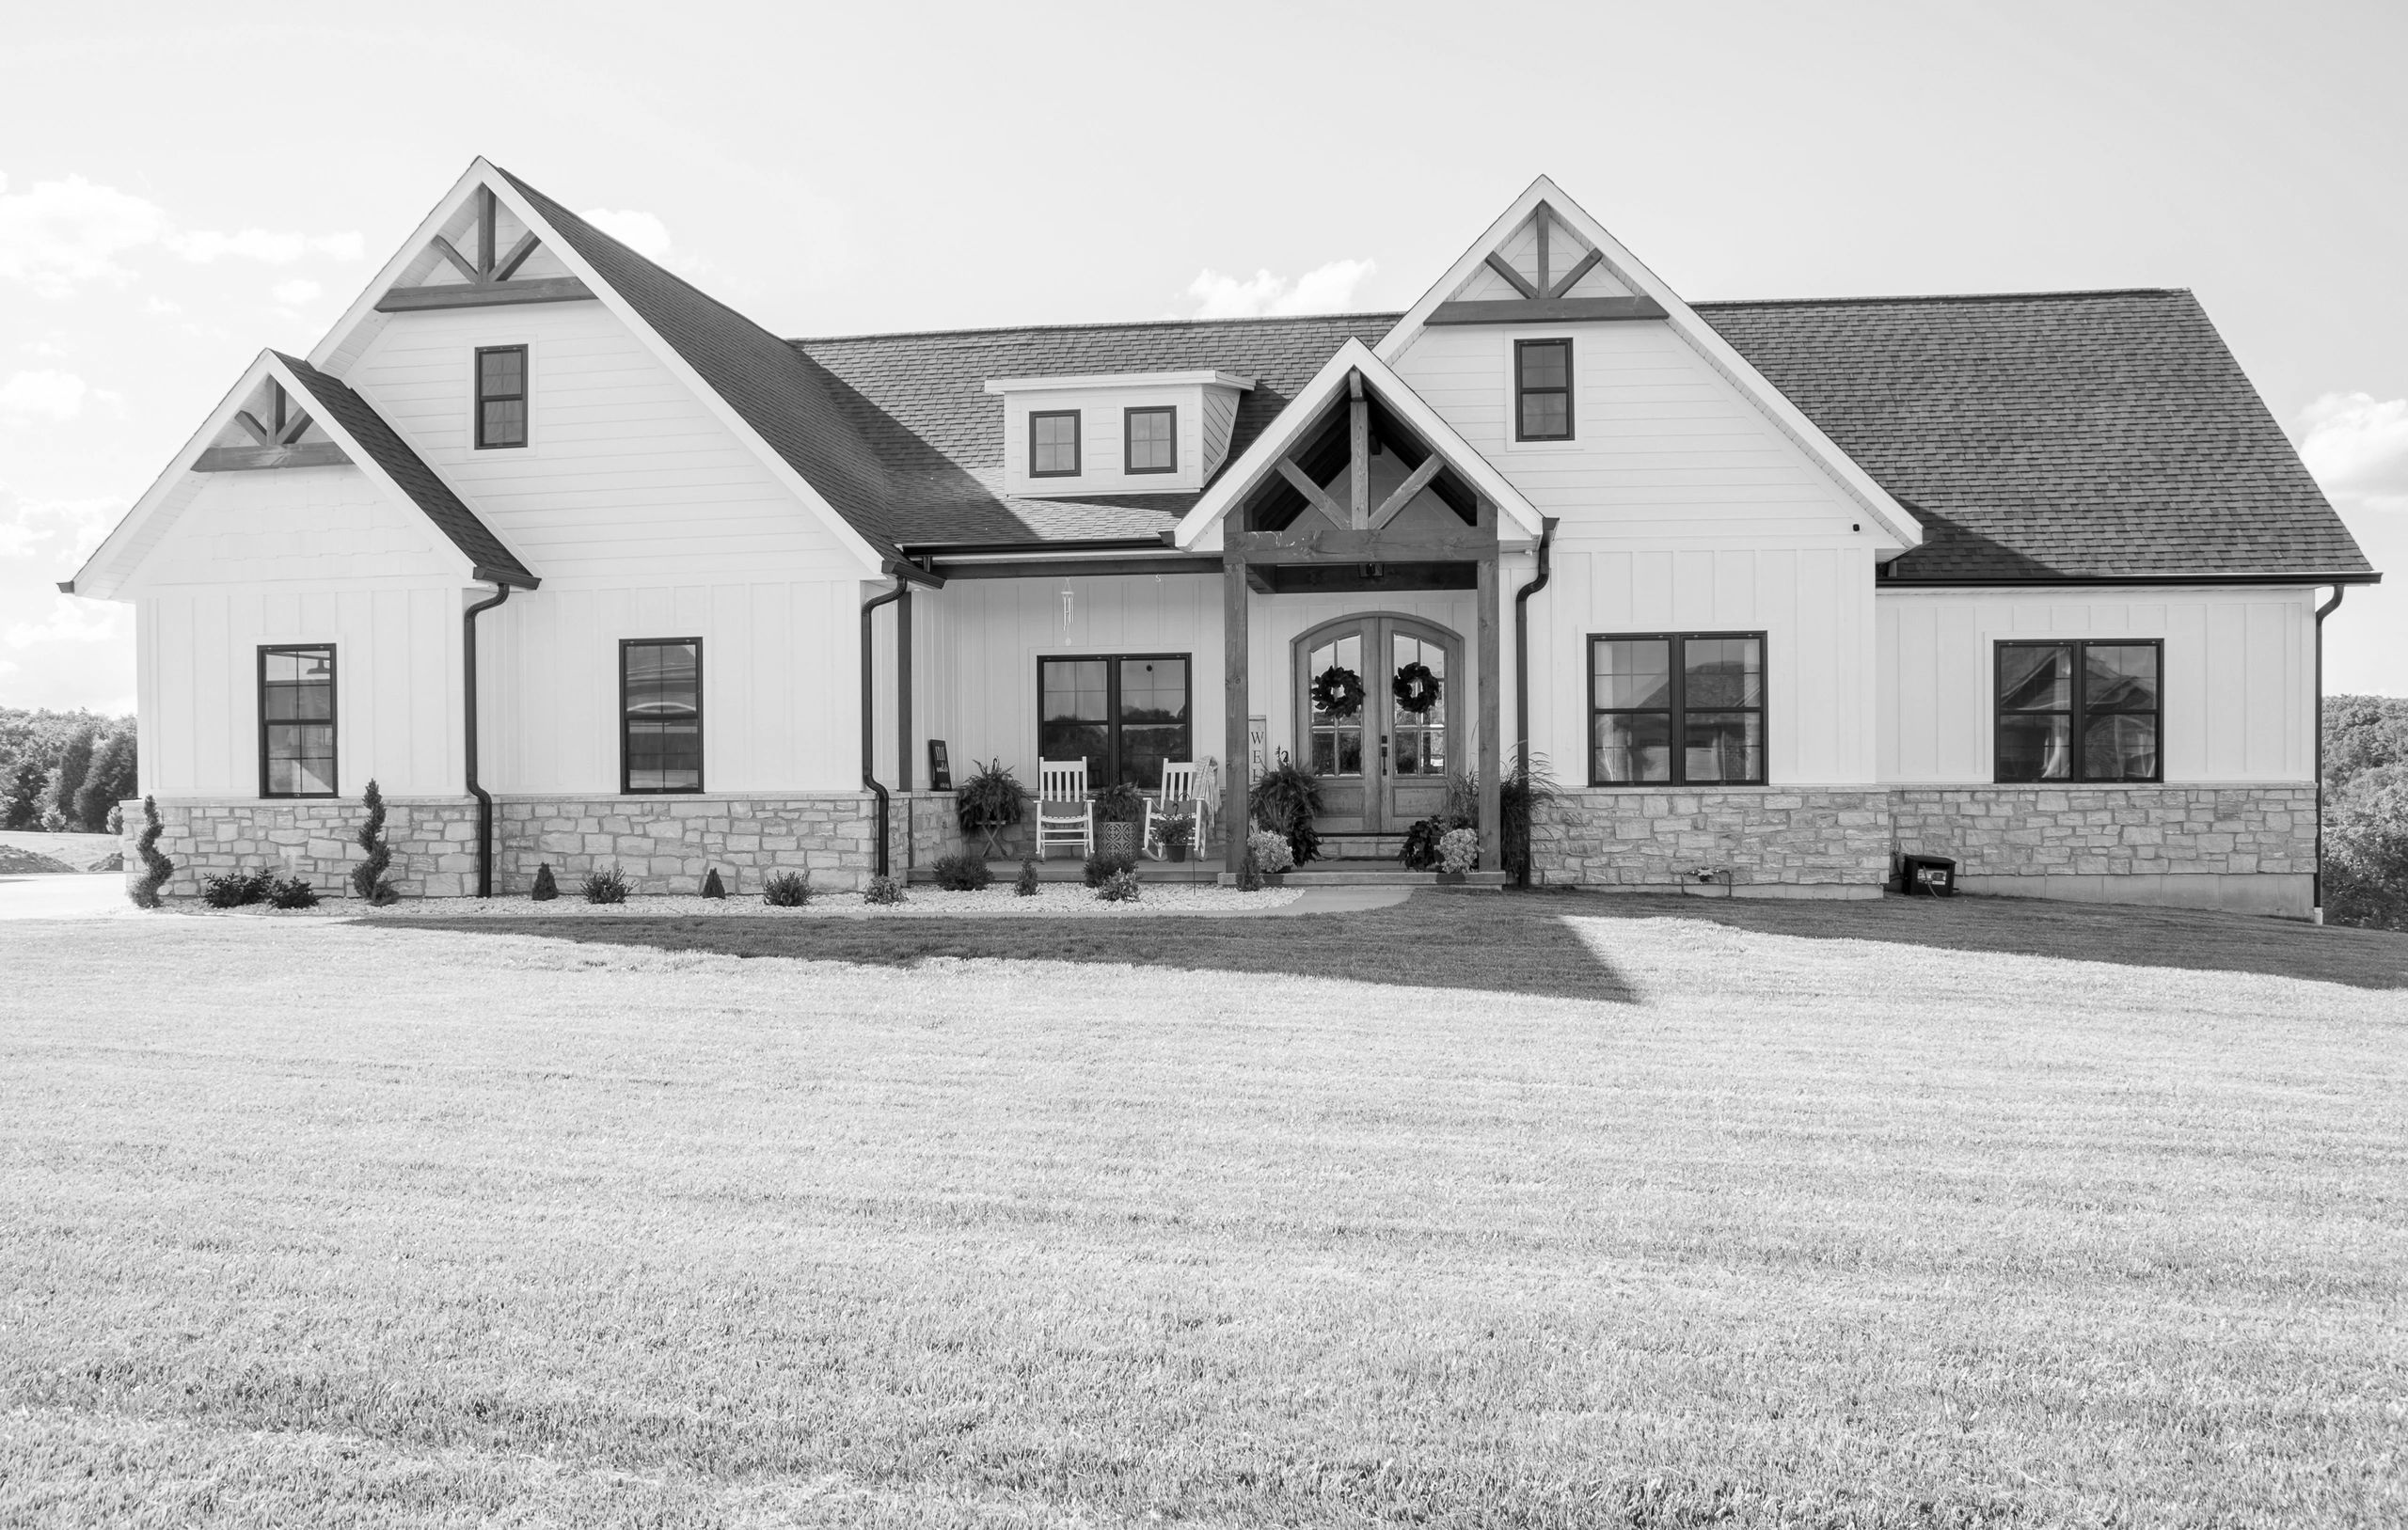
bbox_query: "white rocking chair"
[1034,758,1094,860]
[1145,761,1205,860]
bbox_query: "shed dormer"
[984,371,1253,497]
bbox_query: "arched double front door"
[1293,613,1460,836]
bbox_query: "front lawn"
[3,894,2403,1526]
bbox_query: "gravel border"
[169,882,1303,920]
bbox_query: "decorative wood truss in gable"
[374,186,595,313]
[1428,201,1666,326]
[194,378,349,472]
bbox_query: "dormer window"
[476,345,528,449]
[1030,410,1081,477]
[1514,338,1572,441]
[1125,406,1177,474]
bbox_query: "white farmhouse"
[69,163,2376,914]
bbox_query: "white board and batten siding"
[1392,317,1889,786]
[1877,587,2319,784]
[129,465,465,798]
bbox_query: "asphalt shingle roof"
[274,353,536,587]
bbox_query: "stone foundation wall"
[121,797,482,900]
[1531,789,1894,892]
[1890,786,2316,878]
[496,794,883,894]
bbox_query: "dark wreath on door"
[1293,613,1461,835]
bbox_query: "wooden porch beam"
[1229,525,1497,564]
[494,231,542,282]
[193,442,351,472]
[1348,371,1369,528]
[1275,458,1351,529]
[1546,247,1604,299]
[374,276,597,312]
[1223,557,1250,875]
[1483,251,1539,300]
[1366,455,1444,532]
[1426,295,1668,325]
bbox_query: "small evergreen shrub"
[702,867,727,899]
[763,870,812,907]
[1015,857,1039,897]
[1245,828,1294,876]
[201,870,273,907]
[531,863,558,901]
[1082,849,1137,888]
[932,851,991,891]
[1236,844,1263,892]
[1095,867,1141,903]
[266,875,320,909]
[863,874,907,906]
[351,779,398,906]
[129,796,173,909]
[581,864,630,904]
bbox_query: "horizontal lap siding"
[342,304,849,581]
[1876,588,2316,783]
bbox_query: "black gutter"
[2313,584,2348,923]
[464,581,512,898]
[862,577,906,879]
[1511,517,1559,889]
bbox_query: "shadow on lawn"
[395,893,1643,1003]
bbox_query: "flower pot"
[1166,844,1189,863]
[1096,821,1140,859]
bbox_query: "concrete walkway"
[1273,885,1414,915]
[0,873,135,922]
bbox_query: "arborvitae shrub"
[701,867,727,899]
[266,875,320,909]
[1082,850,1137,888]
[863,874,906,906]
[1095,867,1141,903]
[931,851,990,891]
[531,863,558,901]
[129,796,173,909]
[1015,858,1039,897]
[351,780,398,905]
[762,870,812,907]
[581,864,630,904]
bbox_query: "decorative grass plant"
[580,864,630,905]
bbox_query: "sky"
[2,0,2402,714]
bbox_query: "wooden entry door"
[1295,615,1459,836]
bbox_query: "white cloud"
[2300,392,2408,513]
[1186,258,1377,319]
[0,172,170,296]
[5,593,124,650]
[142,294,181,315]
[167,228,363,264]
[0,369,91,422]
[580,207,706,276]
[271,277,323,307]
[20,339,66,357]
[0,486,122,564]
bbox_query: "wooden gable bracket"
[195,379,348,471]
[375,185,595,313]
[1439,204,1666,326]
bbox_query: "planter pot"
[1096,821,1140,859]
[1165,844,1189,863]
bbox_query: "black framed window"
[1030,410,1080,477]
[1515,338,1573,441]
[476,345,528,449]
[1125,406,1176,474]
[622,639,703,793]
[260,645,337,797]
[1996,640,2161,782]
[1038,655,1190,789]
[1589,633,1765,785]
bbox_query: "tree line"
[1,709,137,834]
[2321,694,2408,930]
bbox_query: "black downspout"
[2313,584,2347,923]
[1511,517,1560,889]
[863,579,904,879]
[464,581,511,898]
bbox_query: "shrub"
[1236,844,1263,892]
[1437,827,1481,875]
[932,851,991,891]
[531,863,558,901]
[763,870,812,907]
[1083,849,1137,888]
[266,875,320,909]
[201,870,272,907]
[1249,751,1323,865]
[1244,828,1294,877]
[702,867,727,899]
[129,796,172,909]
[1500,752,1560,887]
[1095,867,1141,903]
[103,802,124,836]
[581,864,629,905]
[73,730,136,834]
[864,874,907,906]
[351,780,398,906]
[1015,857,1039,896]
[1399,816,1447,871]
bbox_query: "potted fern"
[1158,810,1195,863]
[954,758,1026,860]
[1093,781,1147,860]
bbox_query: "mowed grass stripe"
[3,899,2404,1527]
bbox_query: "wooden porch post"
[1223,553,1250,874]
[1476,500,1502,873]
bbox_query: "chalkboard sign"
[927,739,952,790]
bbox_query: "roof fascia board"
[1375,176,1923,552]
[984,371,1256,394]
[1172,339,1545,549]
[1880,572,2384,589]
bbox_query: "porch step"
[1317,832,1405,860]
